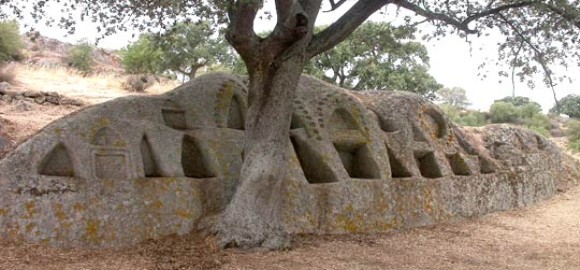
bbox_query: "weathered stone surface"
[23,90,43,98]
[0,90,82,107]
[0,73,576,248]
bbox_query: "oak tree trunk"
[215,53,306,249]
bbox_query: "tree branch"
[307,0,392,58]
[226,0,262,64]
[396,0,535,34]
[498,13,560,110]
[537,2,580,29]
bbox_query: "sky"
[12,2,580,113]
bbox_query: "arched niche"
[421,108,448,139]
[328,108,360,131]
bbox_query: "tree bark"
[210,0,318,249]
[215,54,305,249]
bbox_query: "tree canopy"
[437,87,471,108]
[551,94,580,118]
[0,20,23,63]
[121,22,234,80]
[305,22,441,99]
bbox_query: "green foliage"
[155,22,234,79]
[0,21,23,63]
[305,22,442,99]
[566,120,580,142]
[567,120,580,152]
[489,102,519,124]
[120,35,163,75]
[67,40,95,74]
[495,96,541,108]
[551,94,580,118]
[438,87,471,108]
[489,99,551,136]
[440,104,486,127]
[121,23,234,80]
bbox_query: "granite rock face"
[0,73,573,247]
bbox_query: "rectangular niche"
[141,135,162,177]
[93,150,130,179]
[414,151,443,178]
[291,136,338,184]
[162,100,187,130]
[333,142,381,179]
[447,153,472,176]
[181,135,216,178]
[386,145,412,178]
[479,156,496,174]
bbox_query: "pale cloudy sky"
[16,2,580,113]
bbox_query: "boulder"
[0,73,576,248]
[23,90,43,98]
[0,82,10,94]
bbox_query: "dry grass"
[11,64,179,104]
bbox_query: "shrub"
[0,21,23,63]
[456,111,487,127]
[440,104,487,127]
[67,41,95,75]
[565,120,580,152]
[122,74,154,92]
[566,120,580,141]
[0,63,16,83]
[489,102,519,123]
[517,103,542,119]
[120,35,163,75]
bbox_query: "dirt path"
[0,185,578,270]
[224,186,580,270]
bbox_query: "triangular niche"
[328,108,359,131]
[386,145,412,178]
[39,143,75,177]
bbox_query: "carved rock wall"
[0,73,573,247]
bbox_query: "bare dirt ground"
[0,185,578,270]
[1,65,579,270]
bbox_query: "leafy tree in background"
[0,20,23,63]
[120,35,163,75]
[4,0,580,249]
[437,87,471,109]
[489,100,550,136]
[67,40,95,75]
[122,22,234,80]
[305,22,441,99]
[551,94,580,118]
[495,96,541,109]
[155,22,234,80]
